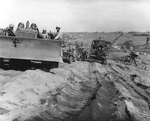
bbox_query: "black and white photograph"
[0,0,150,121]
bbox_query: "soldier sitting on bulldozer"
[5,24,15,36]
[48,26,62,40]
[42,29,48,38]
[30,23,43,38]
[54,26,62,40]
[17,22,25,30]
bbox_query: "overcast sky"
[0,0,150,32]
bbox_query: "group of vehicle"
[0,22,143,70]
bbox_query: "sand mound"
[0,62,98,121]
[0,53,150,121]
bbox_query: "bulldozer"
[89,38,111,64]
[0,26,63,70]
[89,32,124,64]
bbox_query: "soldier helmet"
[42,29,47,33]
[30,23,37,30]
[9,24,14,28]
[56,26,61,30]
[43,28,46,31]
[17,22,25,28]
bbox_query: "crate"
[15,28,38,38]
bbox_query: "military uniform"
[6,24,15,36]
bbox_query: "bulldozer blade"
[0,36,63,63]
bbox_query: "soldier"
[127,41,138,66]
[26,21,30,29]
[130,51,138,66]
[48,30,54,39]
[17,22,25,29]
[6,24,15,36]
[54,26,62,40]
[30,23,43,38]
[30,23,37,30]
[42,29,48,38]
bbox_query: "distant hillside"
[63,32,148,46]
